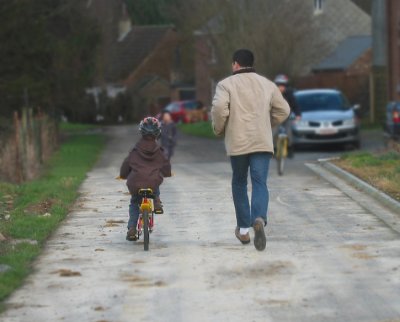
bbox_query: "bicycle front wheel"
[143,209,149,251]
[277,156,285,176]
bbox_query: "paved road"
[1,126,399,322]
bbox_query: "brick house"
[110,24,179,118]
[84,0,180,120]
[297,35,372,108]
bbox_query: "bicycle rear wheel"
[276,138,286,176]
[143,209,149,251]
[277,156,285,176]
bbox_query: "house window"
[314,0,323,14]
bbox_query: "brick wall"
[387,0,400,101]
[297,50,371,111]
[296,72,370,111]
[347,49,372,76]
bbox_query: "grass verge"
[0,125,106,307]
[177,121,217,139]
[59,122,99,133]
[333,148,400,201]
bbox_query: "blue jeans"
[230,152,272,228]
[127,187,160,229]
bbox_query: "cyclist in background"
[274,74,301,157]
[119,117,171,241]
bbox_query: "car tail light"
[393,110,400,123]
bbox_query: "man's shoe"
[235,227,250,245]
[253,218,266,251]
[126,227,137,241]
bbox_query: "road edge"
[305,161,400,234]
[318,161,400,214]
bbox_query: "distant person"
[195,100,207,122]
[274,74,301,157]
[211,49,290,251]
[159,110,177,160]
[119,117,172,241]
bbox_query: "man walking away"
[211,49,290,251]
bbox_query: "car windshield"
[183,101,198,110]
[295,92,351,112]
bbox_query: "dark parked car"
[163,100,208,123]
[292,89,361,148]
[383,102,400,141]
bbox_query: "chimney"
[118,2,132,41]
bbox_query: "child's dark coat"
[120,136,171,194]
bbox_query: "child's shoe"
[126,227,137,241]
[154,197,164,214]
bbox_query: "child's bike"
[275,124,288,176]
[136,188,155,251]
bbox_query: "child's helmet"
[139,116,161,137]
[274,74,289,86]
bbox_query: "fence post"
[14,111,23,183]
[21,108,28,180]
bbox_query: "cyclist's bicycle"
[136,188,156,251]
[275,124,288,176]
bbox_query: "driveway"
[1,125,400,322]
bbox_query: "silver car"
[292,89,361,148]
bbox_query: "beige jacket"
[211,70,290,156]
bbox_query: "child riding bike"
[119,117,172,241]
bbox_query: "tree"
[0,0,99,121]
[165,0,327,82]
[124,0,173,25]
